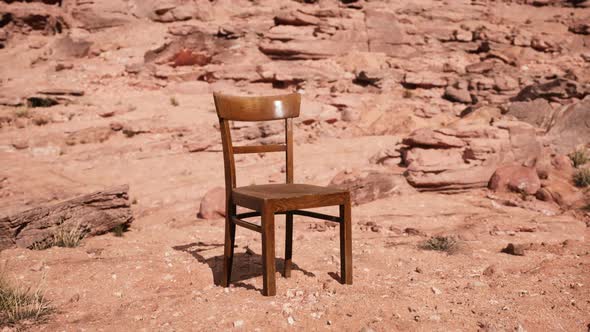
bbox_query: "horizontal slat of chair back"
[214,93,301,121]
[233,144,286,154]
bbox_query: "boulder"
[198,187,225,219]
[406,165,497,191]
[51,33,93,59]
[274,10,321,26]
[545,98,590,154]
[512,78,589,102]
[503,99,553,129]
[444,86,472,104]
[259,8,367,60]
[329,169,415,205]
[369,147,402,166]
[401,119,545,191]
[65,126,112,146]
[72,2,133,30]
[365,10,406,54]
[535,155,586,209]
[489,166,541,195]
[402,128,466,148]
[403,72,447,89]
[149,4,194,23]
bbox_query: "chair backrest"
[213,93,301,198]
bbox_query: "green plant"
[420,236,458,253]
[14,108,29,118]
[170,96,179,107]
[569,150,588,168]
[0,272,52,326]
[573,168,590,188]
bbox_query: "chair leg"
[284,212,293,278]
[221,206,236,287]
[261,205,276,296]
[339,199,353,285]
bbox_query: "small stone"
[30,261,45,271]
[482,264,497,276]
[184,141,210,153]
[404,228,424,236]
[287,316,295,325]
[69,293,80,303]
[12,140,29,150]
[431,286,442,295]
[444,85,472,104]
[55,63,74,71]
[359,327,376,332]
[370,225,381,233]
[99,111,116,118]
[233,320,244,328]
[502,243,526,256]
[110,122,124,131]
[429,314,441,322]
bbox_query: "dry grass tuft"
[52,222,85,248]
[30,222,86,250]
[421,236,458,253]
[14,108,29,118]
[111,224,128,237]
[569,150,588,168]
[0,272,52,326]
[573,168,590,188]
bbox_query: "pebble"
[30,261,45,272]
[287,316,295,325]
[233,320,244,328]
[502,243,526,256]
[431,286,442,295]
[482,264,497,276]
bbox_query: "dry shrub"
[421,235,458,253]
[569,150,588,168]
[0,271,52,326]
[573,168,590,188]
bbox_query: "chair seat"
[232,183,348,212]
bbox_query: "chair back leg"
[339,199,353,285]
[284,212,294,277]
[261,206,276,296]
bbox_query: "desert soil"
[0,0,589,331]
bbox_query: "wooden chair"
[213,92,353,296]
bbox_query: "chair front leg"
[261,205,276,296]
[221,204,236,287]
[339,198,353,285]
[284,212,293,278]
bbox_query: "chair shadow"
[173,241,315,293]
